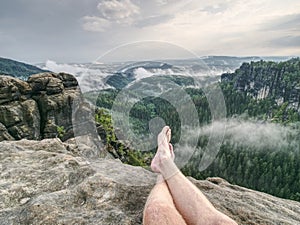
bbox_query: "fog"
[171,119,300,170]
[200,119,300,151]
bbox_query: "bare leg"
[151,126,237,225]
[143,175,187,225]
[166,172,237,225]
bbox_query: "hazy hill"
[0,57,48,80]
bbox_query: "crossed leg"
[143,175,187,225]
[143,126,237,225]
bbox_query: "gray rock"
[0,100,40,140]
[0,73,82,140]
[28,73,64,95]
[0,138,299,225]
[56,72,78,88]
[0,122,14,141]
[0,75,31,105]
[0,138,154,225]
[28,72,81,139]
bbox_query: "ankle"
[160,157,179,180]
[156,175,165,183]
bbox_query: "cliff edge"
[0,138,299,225]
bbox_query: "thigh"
[143,201,187,225]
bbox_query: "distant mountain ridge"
[105,56,293,89]
[0,57,48,80]
[106,61,175,89]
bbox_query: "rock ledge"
[1,139,300,224]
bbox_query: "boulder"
[0,138,299,225]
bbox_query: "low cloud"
[42,60,95,75]
[200,119,299,151]
[171,118,299,170]
[42,60,112,92]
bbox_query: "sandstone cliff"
[0,138,299,225]
[0,73,80,141]
[221,58,300,111]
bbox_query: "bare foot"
[151,126,174,173]
[158,126,175,160]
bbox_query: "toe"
[158,126,171,146]
[169,143,175,160]
[166,128,171,143]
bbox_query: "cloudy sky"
[0,0,299,63]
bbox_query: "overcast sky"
[0,0,299,63]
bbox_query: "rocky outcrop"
[221,58,300,111]
[1,138,300,225]
[0,75,40,140]
[28,72,80,139]
[0,73,80,141]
